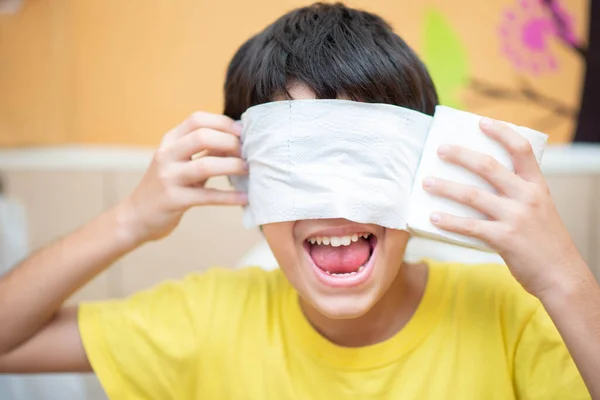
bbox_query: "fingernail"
[480,117,494,129]
[422,177,436,188]
[243,162,249,171]
[430,213,442,223]
[234,122,243,135]
[437,144,451,156]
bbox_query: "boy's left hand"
[422,118,586,298]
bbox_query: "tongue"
[310,238,371,274]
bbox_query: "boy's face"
[261,84,411,319]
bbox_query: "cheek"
[262,223,309,292]
[262,222,297,267]
[379,229,410,267]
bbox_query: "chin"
[308,290,381,319]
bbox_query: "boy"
[0,3,598,398]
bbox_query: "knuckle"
[494,225,513,246]
[157,168,173,187]
[525,194,541,209]
[463,219,479,235]
[233,158,246,171]
[163,186,180,207]
[161,129,176,144]
[461,188,480,206]
[203,190,222,205]
[523,186,543,208]
[154,148,170,164]
[506,223,519,239]
[476,156,497,176]
[509,205,528,225]
[512,139,532,156]
[188,111,208,129]
[194,159,211,179]
[192,129,209,149]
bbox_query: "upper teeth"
[307,233,370,247]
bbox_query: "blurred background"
[0,0,599,398]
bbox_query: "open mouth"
[303,232,378,288]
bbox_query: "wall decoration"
[422,9,469,110]
[422,0,595,143]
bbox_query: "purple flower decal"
[499,0,577,75]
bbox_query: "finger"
[191,150,209,160]
[176,156,248,185]
[191,149,234,161]
[479,118,544,183]
[170,128,242,161]
[429,212,501,246]
[437,144,526,198]
[179,188,248,207]
[162,112,242,145]
[422,177,509,220]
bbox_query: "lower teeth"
[325,265,365,276]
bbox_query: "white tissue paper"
[230,99,433,230]
[231,100,548,252]
[407,106,548,250]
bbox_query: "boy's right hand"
[120,112,248,244]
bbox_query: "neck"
[300,262,428,348]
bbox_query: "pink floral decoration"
[499,0,577,75]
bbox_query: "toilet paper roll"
[406,106,548,251]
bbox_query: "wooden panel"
[2,170,114,303]
[0,1,73,146]
[108,172,262,296]
[545,175,595,267]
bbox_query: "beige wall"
[2,170,262,303]
[0,0,590,147]
[2,167,599,303]
[546,176,597,271]
[0,1,73,146]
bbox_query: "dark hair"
[224,2,438,120]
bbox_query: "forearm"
[0,202,141,354]
[539,259,600,399]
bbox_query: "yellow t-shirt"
[78,260,589,399]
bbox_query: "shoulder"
[80,266,287,336]
[427,259,541,326]
[179,266,289,327]
[432,259,536,302]
[78,266,287,397]
[181,266,287,302]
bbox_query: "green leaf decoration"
[422,8,469,109]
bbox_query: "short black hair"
[224,2,438,120]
